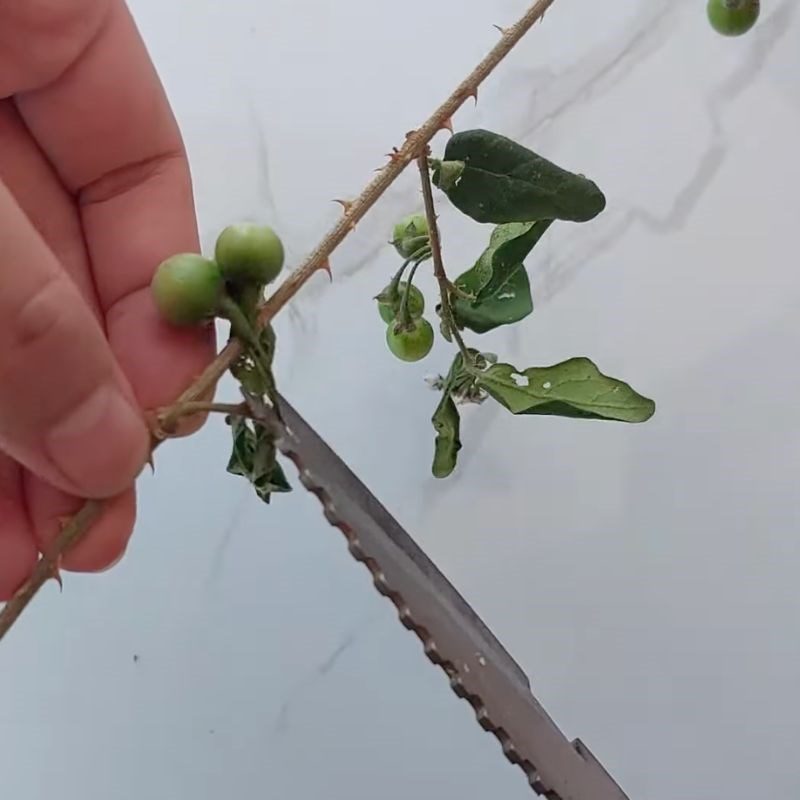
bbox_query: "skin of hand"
[0,0,215,600]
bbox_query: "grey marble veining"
[3,2,800,799]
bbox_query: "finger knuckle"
[10,272,74,352]
[0,0,112,93]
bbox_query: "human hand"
[0,0,215,599]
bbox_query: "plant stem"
[397,258,424,327]
[446,280,474,301]
[218,294,283,423]
[384,245,430,303]
[162,401,250,426]
[0,0,557,643]
[416,153,471,361]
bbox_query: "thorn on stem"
[146,452,156,474]
[332,199,357,231]
[440,117,454,134]
[493,24,509,34]
[45,537,65,591]
[468,88,479,105]
[318,258,333,281]
[332,198,354,214]
[50,560,64,591]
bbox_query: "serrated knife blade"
[243,390,631,800]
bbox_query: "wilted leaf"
[226,414,292,503]
[431,393,461,479]
[475,357,655,423]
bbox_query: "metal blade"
[244,390,631,800]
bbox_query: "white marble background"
[3,1,800,798]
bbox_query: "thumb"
[0,182,149,498]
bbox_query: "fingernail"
[45,383,148,497]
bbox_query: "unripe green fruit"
[392,214,430,258]
[215,223,285,286]
[377,282,425,323]
[386,317,434,362]
[151,254,223,326]
[707,0,759,36]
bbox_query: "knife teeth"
[246,395,568,799]
[272,449,558,796]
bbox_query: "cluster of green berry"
[376,214,436,363]
[150,223,285,327]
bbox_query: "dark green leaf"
[452,220,552,334]
[226,415,255,477]
[454,268,532,334]
[252,459,292,504]
[430,352,468,479]
[475,357,655,422]
[431,394,461,479]
[432,129,605,225]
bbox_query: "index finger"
[12,0,215,410]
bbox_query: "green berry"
[386,317,434,362]
[151,254,223,326]
[707,0,759,36]
[377,282,425,323]
[392,214,430,258]
[215,223,285,286]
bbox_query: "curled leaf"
[431,394,462,479]
[226,415,292,503]
[452,220,552,333]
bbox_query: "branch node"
[145,410,173,442]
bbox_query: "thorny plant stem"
[0,0,557,643]
[0,501,103,635]
[416,154,471,361]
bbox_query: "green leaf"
[226,415,255,477]
[252,459,292,504]
[454,268,532,334]
[431,394,461,479]
[226,415,292,503]
[453,220,552,333]
[432,129,606,225]
[430,353,467,479]
[475,357,655,422]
